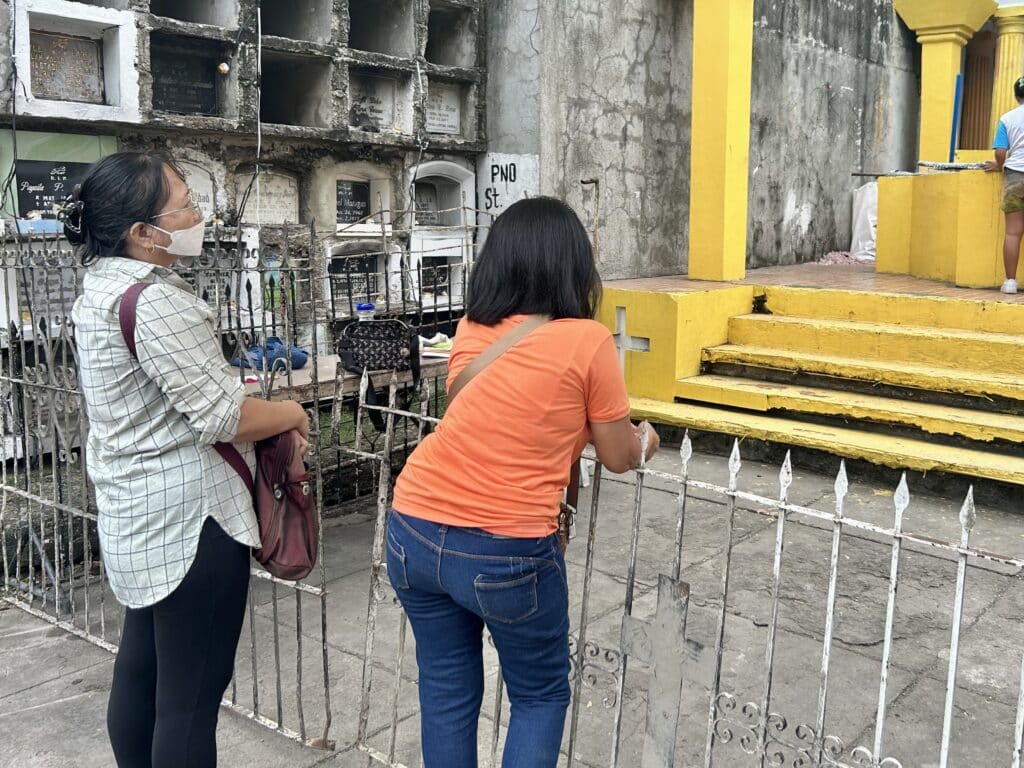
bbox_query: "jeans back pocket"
[474,571,538,624]
[386,529,411,590]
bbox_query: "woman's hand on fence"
[631,421,660,462]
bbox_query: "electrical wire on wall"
[407,61,430,231]
[235,1,263,229]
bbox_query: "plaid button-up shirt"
[72,257,259,609]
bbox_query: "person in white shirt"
[984,76,1024,294]
[67,152,309,768]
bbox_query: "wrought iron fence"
[5,229,1024,767]
[354,377,1024,768]
[0,228,451,752]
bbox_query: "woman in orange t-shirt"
[387,197,659,767]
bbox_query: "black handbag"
[337,319,421,430]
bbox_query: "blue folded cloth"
[231,337,308,371]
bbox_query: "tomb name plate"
[425,83,461,135]
[16,160,92,219]
[350,75,396,130]
[235,172,299,225]
[30,32,105,104]
[179,161,216,217]
[414,183,440,227]
[337,181,371,224]
[152,47,219,115]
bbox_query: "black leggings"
[107,517,251,768]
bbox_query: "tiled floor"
[607,263,1024,304]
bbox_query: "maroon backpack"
[118,282,318,581]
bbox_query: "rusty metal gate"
[355,378,1024,768]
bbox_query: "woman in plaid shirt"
[68,152,309,768]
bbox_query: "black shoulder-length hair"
[466,196,601,326]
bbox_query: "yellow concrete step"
[631,398,1024,486]
[760,286,1024,336]
[674,375,1024,444]
[728,315,1024,374]
[703,344,1024,402]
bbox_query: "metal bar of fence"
[704,440,743,768]
[814,461,848,766]
[305,221,334,751]
[1013,656,1024,768]
[672,435,693,582]
[938,489,976,768]
[638,468,1024,570]
[610,427,650,767]
[756,452,793,768]
[358,374,399,746]
[871,475,910,763]
[565,462,605,768]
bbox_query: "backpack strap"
[119,282,255,492]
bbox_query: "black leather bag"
[337,319,421,430]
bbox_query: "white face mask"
[150,220,205,257]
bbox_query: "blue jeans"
[386,509,571,768]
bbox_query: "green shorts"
[1002,169,1024,213]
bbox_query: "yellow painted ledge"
[761,286,1024,336]
[703,345,1024,401]
[675,375,1024,444]
[631,398,1024,485]
[727,314,1024,374]
[877,170,1021,289]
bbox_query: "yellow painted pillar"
[918,31,972,161]
[686,0,754,282]
[990,8,1024,143]
[894,0,996,161]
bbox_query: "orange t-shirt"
[391,315,631,537]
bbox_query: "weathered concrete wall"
[747,0,919,268]
[537,0,692,279]
[487,0,920,279]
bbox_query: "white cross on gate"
[612,306,651,369]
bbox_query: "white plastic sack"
[850,181,878,261]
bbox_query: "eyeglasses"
[151,188,203,220]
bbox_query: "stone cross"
[620,575,690,768]
[612,306,651,369]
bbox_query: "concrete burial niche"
[426,1,476,68]
[261,0,334,43]
[425,79,472,138]
[322,239,393,320]
[260,51,334,128]
[232,167,301,226]
[149,0,239,28]
[308,160,394,234]
[15,0,140,122]
[150,33,236,118]
[407,159,475,302]
[348,0,415,58]
[348,67,413,133]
